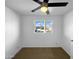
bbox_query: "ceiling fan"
[31,0,68,15]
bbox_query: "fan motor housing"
[41,2,48,7]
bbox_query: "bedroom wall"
[5,6,21,59]
[21,15,62,47]
[61,10,73,59]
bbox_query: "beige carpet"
[12,47,70,59]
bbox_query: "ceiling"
[5,0,73,15]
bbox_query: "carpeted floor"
[12,47,70,59]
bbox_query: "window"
[33,20,53,33]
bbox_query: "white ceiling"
[5,0,73,15]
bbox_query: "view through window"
[33,20,53,33]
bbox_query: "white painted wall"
[5,6,21,59]
[21,15,62,47]
[63,11,73,41]
[61,11,73,59]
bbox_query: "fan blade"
[32,6,41,12]
[43,0,49,3]
[33,0,42,4]
[48,2,68,7]
[46,10,49,15]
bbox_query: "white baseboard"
[11,47,22,58]
[61,44,73,59]
[5,47,22,59]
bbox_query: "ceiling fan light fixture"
[32,0,68,14]
[40,6,48,13]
